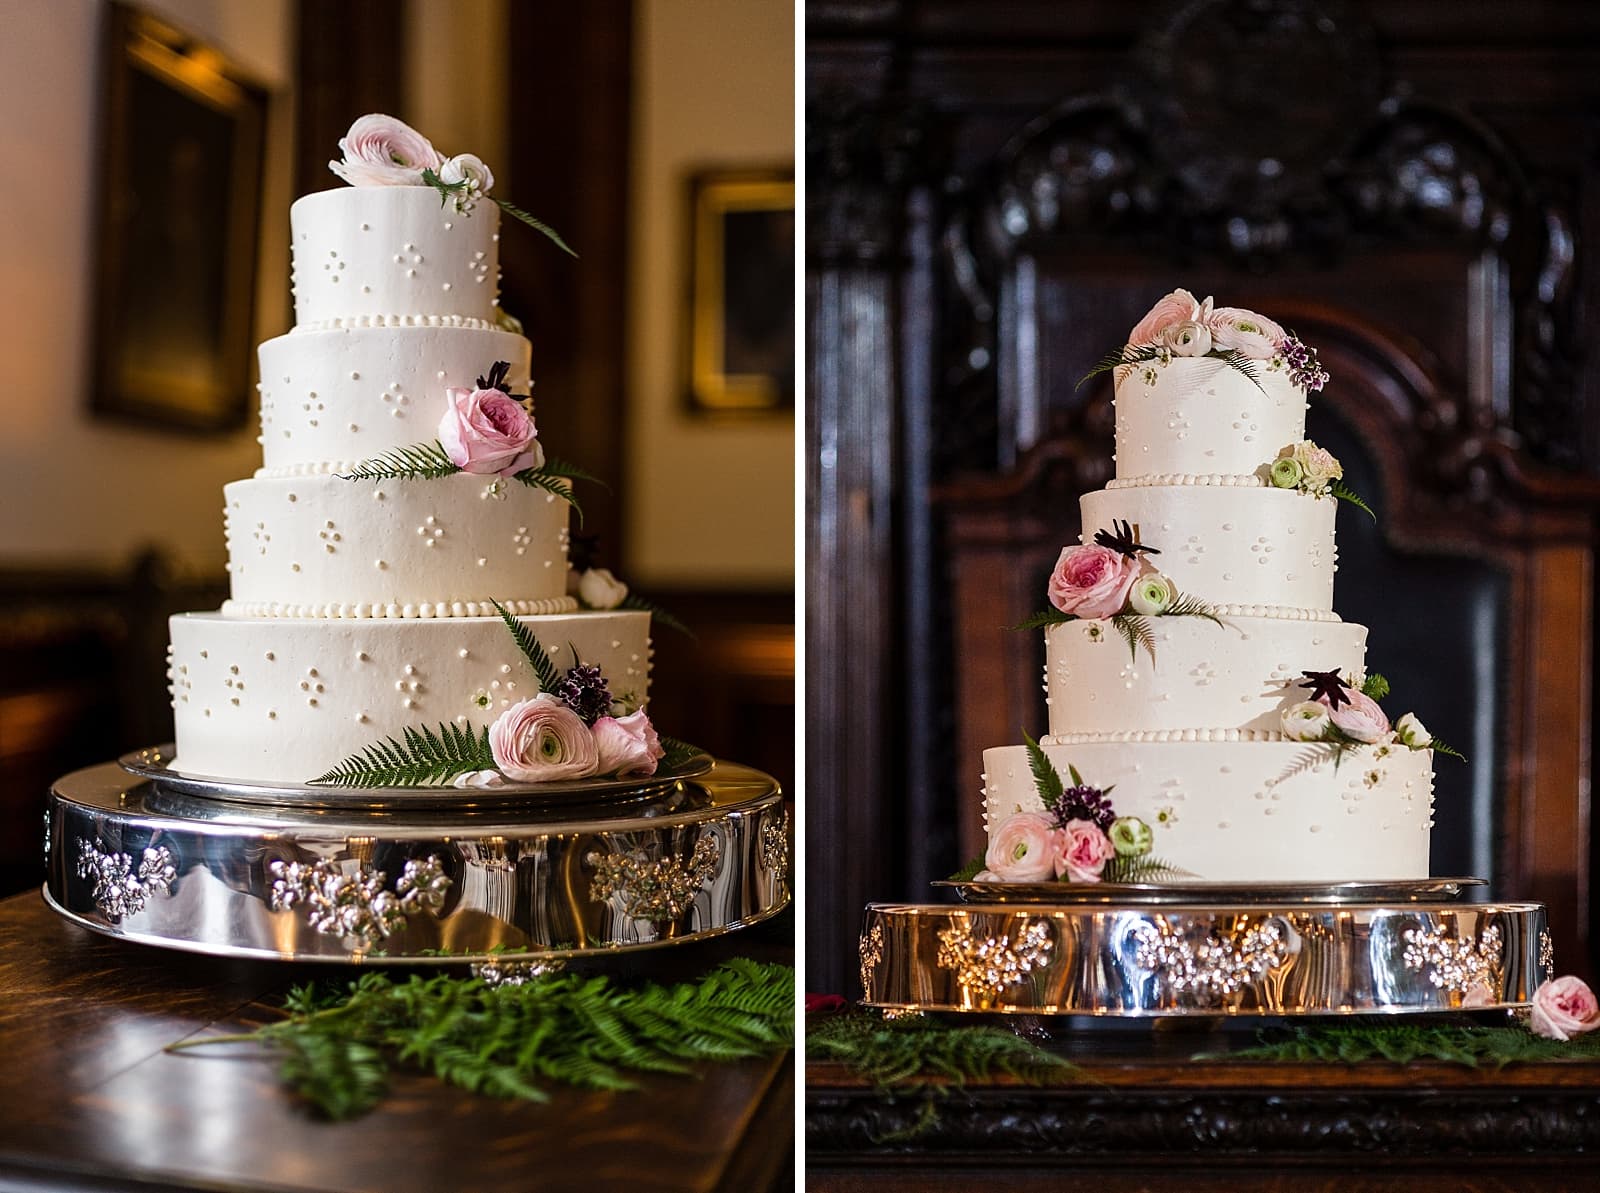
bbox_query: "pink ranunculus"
[984,811,1057,882]
[592,709,664,778]
[438,386,544,476]
[1047,544,1139,619]
[1205,306,1287,360]
[1127,288,1200,346]
[1321,687,1391,744]
[489,694,599,782]
[1530,976,1600,1041]
[1051,818,1115,883]
[329,114,445,187]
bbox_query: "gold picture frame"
[686,169,795,414]
[91,3,267,432]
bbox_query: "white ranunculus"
[1162,319,1213,356]
[578,567,629,610]
[1282,700,1332,742]
[438,152,495,211]
[1128,572,1175,615]
[452,769,506,788]
[1395,712,1432,749]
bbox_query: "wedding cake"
[979,290,1446,884]
[167,116,661,786]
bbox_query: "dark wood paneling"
[806,0,1600,996]
[294,0,405,197]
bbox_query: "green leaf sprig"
[1204,1023,1600,1068]
[422,167,577,258]
[337,443,591,522]
[1329,477,1376,520]
[491,598,560,692]
[1076,342,1266,393]
[310,721,494,787]
[170,960,792,1120]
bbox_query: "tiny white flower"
[1395,711,1432,749]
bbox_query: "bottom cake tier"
[981,739,1435,881]
[169,609,652,782]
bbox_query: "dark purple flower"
[551,661,612,725]
[1052,785,1116,831]
[1279,334,1330,393]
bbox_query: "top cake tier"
[290,188,500,330]
[1113,356,1306,482]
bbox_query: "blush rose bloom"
[329,114,444,186]
[438,386,544,476]
[985,811,1057,882]
[1321,687,1391,744]
[1048,544,1139,619]
[592,709,664,777]
[489,694,599,782]
[1206,307,1286,359]
[1128,288,1202,346]
[1530,976,1600,1041]
[1052,819,1114,883]
[1291,440,1343,485]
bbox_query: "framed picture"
[685,168,795,415]
[91,3,267,432]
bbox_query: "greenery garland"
[1210,1023,1600,1067]
[169,960,793,1120]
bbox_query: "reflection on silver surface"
[860,901,1549,1017]
[119,743,715,811]
[46,759,788,963]
[934,878,1482,906]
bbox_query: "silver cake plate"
[934,877,1485,906]
[119,743,715,812]
[45,758,789,965]
[858,900,1551,1018]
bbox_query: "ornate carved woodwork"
[805,0,1600,995]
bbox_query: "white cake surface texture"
[169,116,664,787]
[978,289,1443,885]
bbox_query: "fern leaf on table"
[337,441,460,482]
[491,599,561,691]
[806,1010,1076,1089]
[309,721,495,787]
[1210,1024,1600,1068]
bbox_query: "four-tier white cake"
[167,118,653,783]
[979,291,1440,883]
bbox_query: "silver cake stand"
[857,880,1551,1017]
[44,748,789,965]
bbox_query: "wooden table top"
[806,1020,1600,1193]
[0,892,793,1193]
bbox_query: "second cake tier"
[1043,613,1368,739]
[222,472,572,617]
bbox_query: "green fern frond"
[1022,727,1066,810]
[1164,594,1224,626]
[1103,854,1194,883]
[619,593,694,638]
[309,721,495,787]
[1428,736,1467,762]
[1329,477,1376,520]
[338,440,460,481]
[949,855,986,881]
[1274,743,1345,786]
[1111,612,1157,665]
[1361,673,1390,701]
[657,735,708,772]
[1009,608,1074,632]
[492,197,579,258]
[491,599,561,691]
[1076,344,1161,390]
[1214,348,1267,393]
[512,467,582,525]
[534,455,607,489]
[1208,1024,1600,1068]
[806,1010,1076,1090]
[171,962,792,1120]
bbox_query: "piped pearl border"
[293,313,498,333]
[1042,728,1287,744]
[255,461,366,479]
[221,596,579,619]
[1107,473,1266,489]
[1206,603,1340,622]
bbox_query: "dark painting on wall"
[685,169,795,415]
[92,3,267,432]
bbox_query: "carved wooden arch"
[935,73,1600,973]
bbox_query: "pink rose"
[1051,818,1114,883]
[1530,976,1600,1041]
[592,709,664,778]
[1321,687,1391,744]
[489,694,599,782]
[438,386,543,476]
[329,114,444,187]
[1128,288,1201,346]
[1205,306,1286,360]
[1047,544,1139,619]
[984,812,1057,882]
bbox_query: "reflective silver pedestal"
[859,885,1551,1017]
[44,753,789,964]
